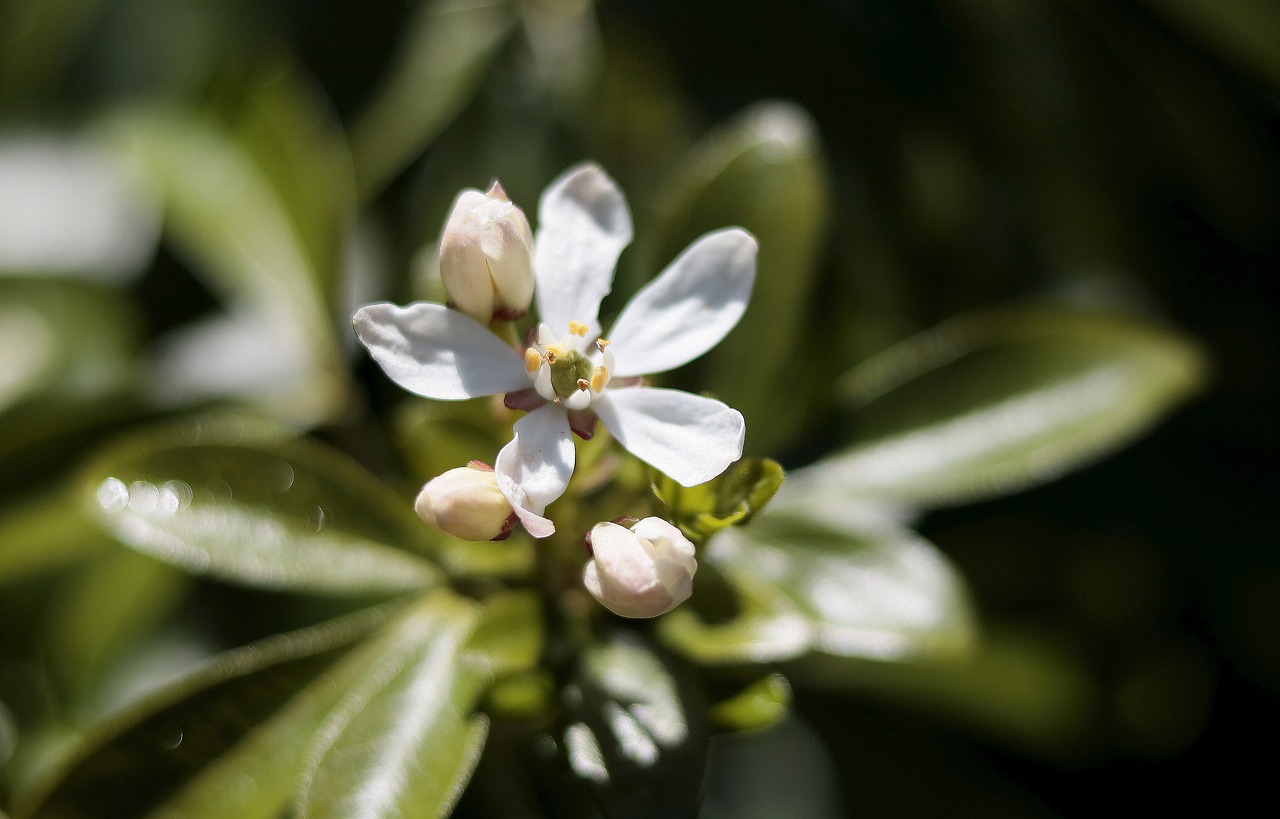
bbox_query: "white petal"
[495,404,576,537]
[607,229,757,378]
[353,302,528,400]
[534,163,633,340]
[594,387,745,486]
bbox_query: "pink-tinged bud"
[439,181,535,325]
[414,464,516,541]
[582,517,697,618]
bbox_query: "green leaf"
[350,0,518,199]
[708,673,792,732]
[560,634,709,819]
[43,550,189,713]
[1138,0,1280,89]
[0,280,137,416]
[78,419,441,595]
[105,110,348,425]
[653,458,785,542]
[0,488,110,585]
[465,590,544,677]
[820,307,1206,510]
[662,516,975,666]
[654,101,829,454]
[296,591,491,819]
[15,604,398,819]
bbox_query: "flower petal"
[607,228,757,378]
[594,387,745,486]
[495,403,575,537]
[534,163,633,341]
[353,302,528,399]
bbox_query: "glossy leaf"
[350,0,518,199]
[654,100,828,454]
[16,605,398,819]
[79,420,440,595]
[662,515,975,666]
[296,592,491,819]
[560,633,709,819]
[818,307,1206,510]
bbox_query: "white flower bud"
[583,517,697,618]
[415,462,516,541]
[439,181,535,325]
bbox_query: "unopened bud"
[415,463,516,541]
[582,517,696,618]
[439,181,535,324]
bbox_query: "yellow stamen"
[595,337,611,350]
[576,378,590,391]
[568,321,588,337]
[524,348,541,373]
[590,365,609,392]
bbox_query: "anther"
[568,321,588,337]
[595,338,611,350]
[545,350,558,364]
[524,348,541,373]
[590,366,608,392]
[576,378,590,391]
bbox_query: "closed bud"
[415,462,516,541]
[439,181,535,324]
[583,517,696,618]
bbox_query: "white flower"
[354,163,756,536]
[414,462,515,542]
[438,181,535,324]
[583,517,697,618]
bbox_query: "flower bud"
[439,181,535,325]
[415,462,516,541]
[583,517,697,618]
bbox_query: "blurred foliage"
[1,0,1274,816]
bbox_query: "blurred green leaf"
[560,633,708,819]
[296,591,490,819]
[662,516,975,666]
[1139,0,1280,89]
[0,0,108,104]
[15,604,397,819]
[653,458,784,543]
[44,550,189,713]
[350,0,518,200]
[106,110,348,425]
[709,673,792,732]
[790,627,1099,761]
[654,100,828,454]
[466,590,543,677]
[0,280,137,416]
[78,420,441,595]
[816,307,1206,510]
[0,489,110,585]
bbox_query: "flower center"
[524,322,614,407]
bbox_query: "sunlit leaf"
[350,0,518,200]
[296,591,491,819]
[560,633,708,819]
[815,307,1206,510]
[663,515,975,666]
[15,604,398,819]
[654,100,829,454]
[78,420,441,595]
